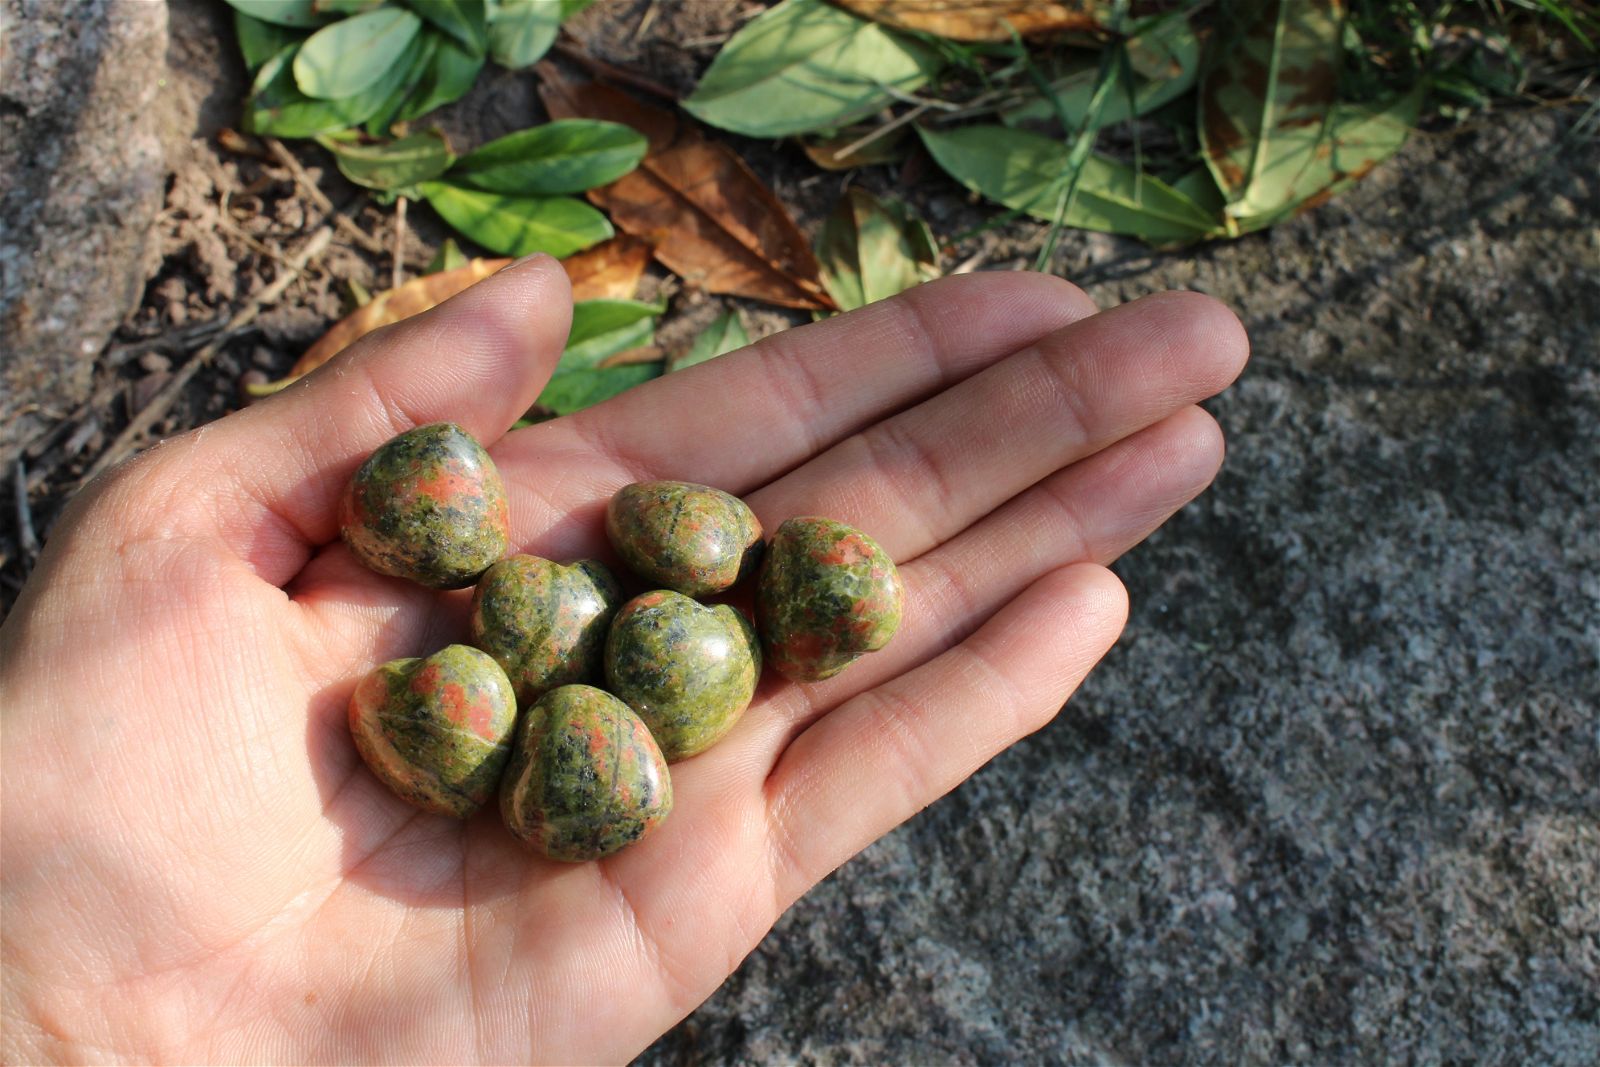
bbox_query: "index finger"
[497,272,1098,497]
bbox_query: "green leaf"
[360,30,443,137]
[224,0,331,29]
[235,10,305,71]
[451,120,647,195]
[671,310,750,371]
[425,237,469,273]
[420,181,612,257]
[1199,0,1344,220]
[402,0,487,56]
[1000,14,1200,129]
[245,38,427,138]
[1226,90,1422,232]
[562,298,665,369]
[536,363,660,416]
[683,0,941,138]
[485,0,560,68]
[294,7,423,99]
[319,129,456,190]
[816,187,939,312]
[393,33,485,125]
[917,124,1220,243]
[316,0,384,12]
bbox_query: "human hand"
[0,258,1247,1063]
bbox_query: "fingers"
[167,256,573,584]
[495,273,1099,506]
[702,405,1221,770]
[760,563,1127,908]
[744,290,1249,562]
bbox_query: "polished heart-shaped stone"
[500,685,673,862]
[470,555,623,706]
[339,422,510,589]
[604,590,761,761]
[757,516,902,682]
[605,480,763,597]
[347,645,518,818]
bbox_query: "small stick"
[633,0,657,41]
[75,225,334,489]
[266,138,388,255]
[14,460,39,559]
[392,195,408,292]
[551,40,679,100]
[829,102,930,163]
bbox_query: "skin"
[0,258,1248,1063]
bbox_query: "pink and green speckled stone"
[604,590,761,762]
[605,481,763,598]
[756,516,903,682]
[339,422,510,589]
[499,684,673,862]
[469,555,623,707]
[348,645,518,818]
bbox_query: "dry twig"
[266,138,387,255]
[14,461,39,560]
[393,195,408,291]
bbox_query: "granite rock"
[644,108,1600,1064]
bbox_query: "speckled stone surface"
[605,481,763,597]
[756,517,903,682]
[500,684,673,862]
[641,109,1600,1064]
[470,555,622,706]
[347,645,517,818]
[339,422,510,589]
[605,590,761,762]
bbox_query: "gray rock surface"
[643,109,1600,1064]
[1,0,170,461]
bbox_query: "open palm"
[0,259,1247,1063]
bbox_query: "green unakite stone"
[339,422,510,588]
[605,480,763,597]
[469,555,623,706]
[756,516,903,682]
[500,685,673,861]
[347,645,518,818]
[604,590,761,761]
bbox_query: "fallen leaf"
[419,180,613,257]
[816,187,939,311]
[1201,0,1367,227]
[539,67,834,310]
[918,124,1219,243]
[670,310,750,371]
[801,126,910,170]
[561,235,653,301]
[247,258,509,394]
[683,0,940,138]
[829,0,1109,41]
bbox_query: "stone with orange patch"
[500,685,673,861]
[348,645,517,818]
[605,481,763,597]
[757,516,902,682]
[470,555,623,706]
[340,422,510,589]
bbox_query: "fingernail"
[508,251,555,271]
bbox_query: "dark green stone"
[756,516,902,682]
[605,480,763,597]
[499,685,673,862]
[469,555,622,706]
[347,645,518,817]
[604,590,761,761]
[339,422,510,589]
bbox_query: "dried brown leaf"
[801,126,910,171]
[562,235,654,302]
[828,0,1110,42]
[539,67,834,311]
